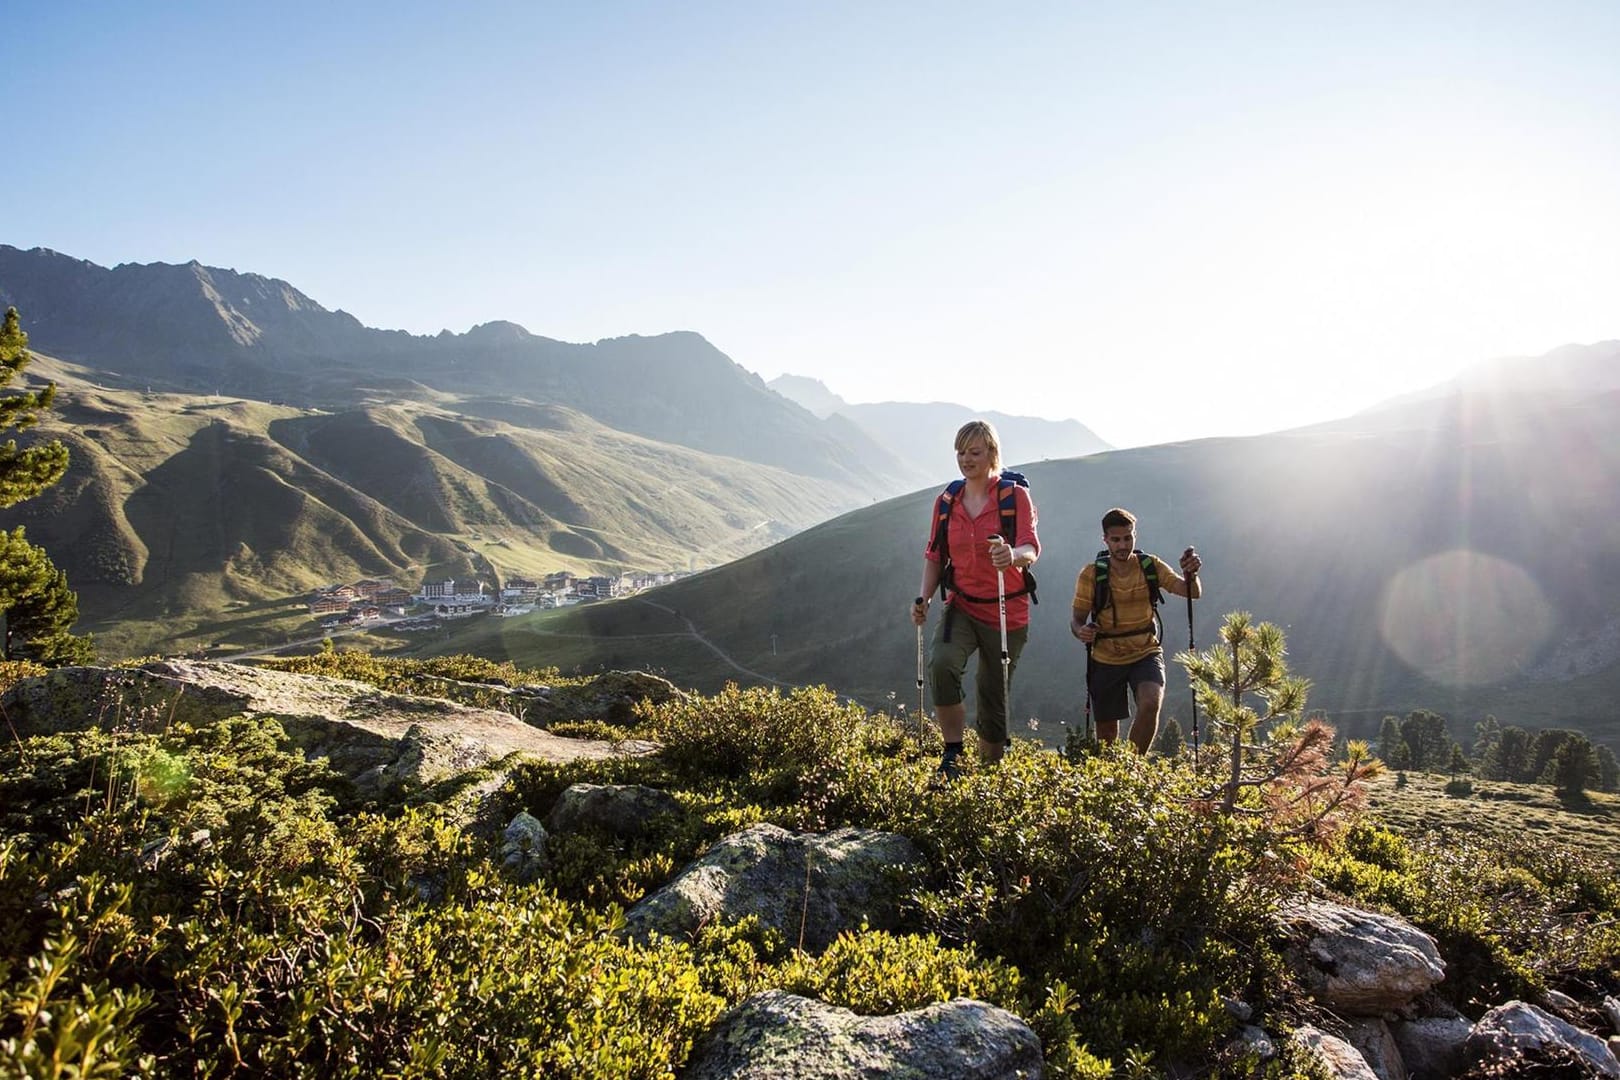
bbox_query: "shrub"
[1311,824,1620,1010]
[639,683,891,809]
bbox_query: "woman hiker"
[910,420,1040,779]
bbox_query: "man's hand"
[1180,547,1201,576]
[911,596,929,626]
[1071,615,1096,643]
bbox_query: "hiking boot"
[933,757,961,784]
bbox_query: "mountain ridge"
[0,245,910,489]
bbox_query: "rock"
[1390,1016,1472,1079]
[1293,1025,1381,1080]
[0,662,647,788]
[501,812,548,882]
[682,990,1043,1079]
[1342,1018,1407,1080]
[1280,900,1445,1014]
[522,669,684,728]
[1223,996,1255,1023]
[1545,989,1584,1020]
[546,783,682,839]
[1604,997,1620,1036]
[623,823,924,953]
[1610,1036,1620,1062]
[1464,1001,1620,1078]
[1228,1025,1276,1061]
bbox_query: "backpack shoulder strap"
[1138,551,1164,607]
[994,476,1037,603]
[930,480,965,556]
[1091,550,1111,613]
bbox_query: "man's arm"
[1158,550,1203,599]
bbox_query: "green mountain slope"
[1,354,859,658]
[427,378,1620,749]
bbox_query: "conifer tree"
[1178,611,1380,838]
[1478,725,1532,781]
[0,308,88,662]
[1153,716,1186,756]
[1596,745,1619,794]
[0,308,69,507]
[1546,737,1598,797]
[1377,716,1402,765]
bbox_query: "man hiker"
[911,420,1041,779]
[1070,507,1201,753]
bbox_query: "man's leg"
[1126,654,1169,753]
[1090,660,1131,746]
[1128,681,1163,753]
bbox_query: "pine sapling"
[1176,611,1381,842]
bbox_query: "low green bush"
[1312,822,1620,1010]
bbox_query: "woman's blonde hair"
[954,419,1002,472]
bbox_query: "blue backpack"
[928,471,1037,605]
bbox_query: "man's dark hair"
[1101,507,1136,532]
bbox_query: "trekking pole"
[1184,546,1198,771]
[1083,640,1094,742]
[994,537,1011,743]
[914,602,926,744]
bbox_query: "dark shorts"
[1087,652,1165,723]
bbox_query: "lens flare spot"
[1379,550,1551,688]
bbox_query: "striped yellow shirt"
[1072,554,1190,665]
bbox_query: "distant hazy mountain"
[0,245,911,490]
[1362,339,1620,413]
[767,374,847,419]
[768,374,1112,480]
[458,345,1620,750]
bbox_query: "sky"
[8,1,1620,448]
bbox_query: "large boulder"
[1280,900,1445,1015]
[522,669,683,728]
[1463,1001,1620,1078]
[1389,1016,1472,1079]
[501,812,549,882]
[546,783,682,839]
[1293,1026,1380,1080]
[1341,1018,1407,1080]
[683,990,1043,1079]
[0,661,646,789]
[623,824,924,953]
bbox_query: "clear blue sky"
[8,1,1620,447]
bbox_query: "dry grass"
[1366,770,1620,867]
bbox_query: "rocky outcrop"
[623,824,924,953]
[1280,900,1445,1014]
[546,783,682,838]
[0,661,646,789]
[1293,1025,1381,1080]
[682,990,1042,1079]
[1341,1018,1406,1080]
[1389,1016,1471,1079]
[1463,1001,1620,1078]
[521,670,684,728]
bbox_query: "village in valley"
[306,569,690,631]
